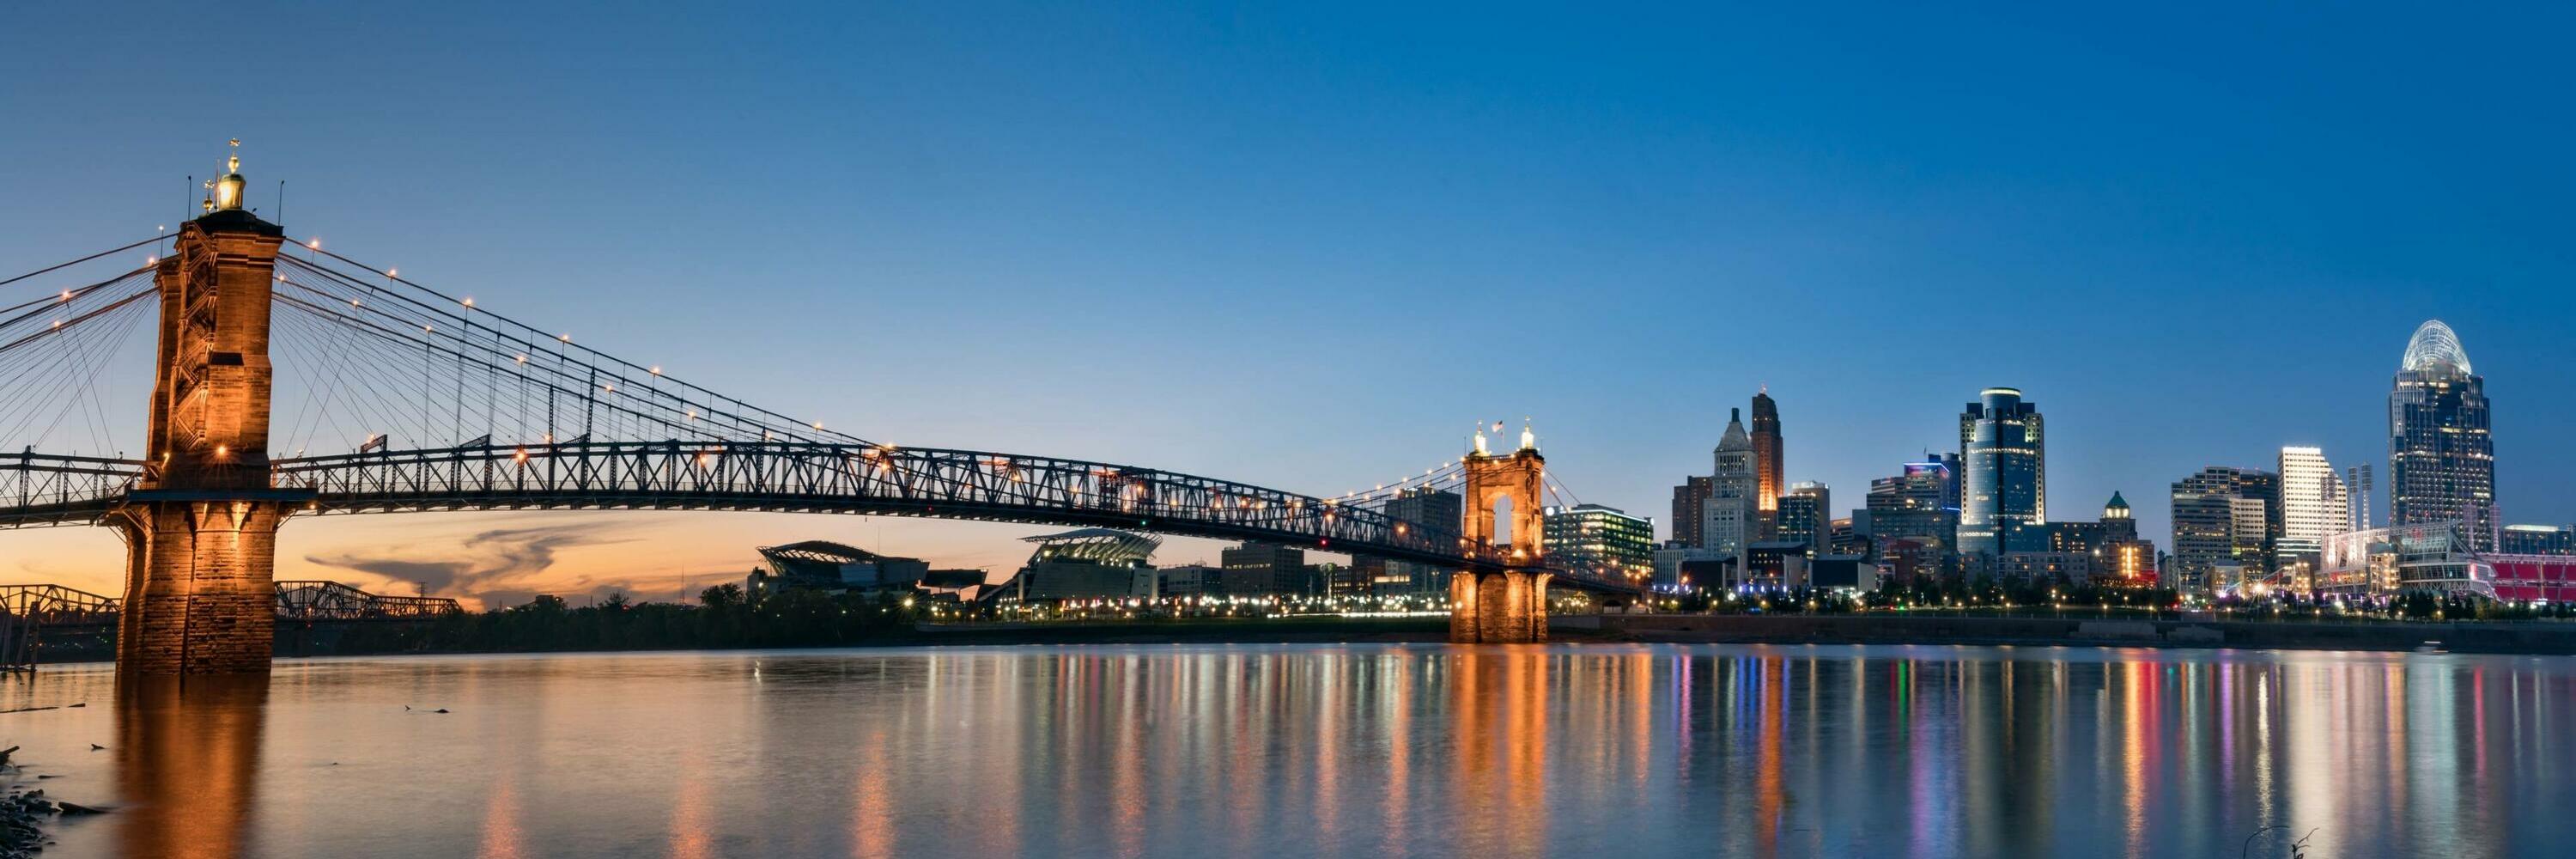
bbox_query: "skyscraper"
[1750,390,1783,539]
[1703,409,1758,558]
[1775,481,1828,550]
[2170,466,2278,594]
[1383,487,1464,595]
[2276,447,2348,566]
[1866,459,1959,559]
[2390,320,2497,552]
[1669,475,1711,548]
[1959,388,2045,557]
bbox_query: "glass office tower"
[1959,387,2045,557]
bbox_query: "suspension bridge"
[0,148,1632,673]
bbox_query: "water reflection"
[112,674,267,859]
[10,644,2576,857]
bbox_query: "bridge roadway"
[0,442,1640,594]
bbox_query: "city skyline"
[5,3,2573,606]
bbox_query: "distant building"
[1997,551,2091,582]
[2171,467,2280,594]
[2500,524,2576,556]
[2099,539,2158,588]
[1751,390,1784,539]
[2390,320,2498,551]
[2276,447,2350,567]
[1219,542,1309,596]
[2318,521,2491,596]
[1703,409,1759,558]
[1157,564,1218,597]
[1959,388,2045,557]
[1879,539,1939,586]
[1775,482,1829,550]
[2043,492,2140,554]
[1743,540,1812,589]
[2239,470,2283,565]
[1012,529,1160,601]
[1867,459,1959,560]
[1826,515,1869,556]
[745,540,929,598]
[1383,487,1464,596]
[1543,503,1656,584]
[1385,487,1463,535]
[1312,563,1367,595]
[1652,542,1728,589]
[1669,475,1712,548]
[1809,554,1876,592]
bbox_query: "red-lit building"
[2488,556,2576,603]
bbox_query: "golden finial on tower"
[211,138,246,211]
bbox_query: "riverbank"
[1567,612,2576,654]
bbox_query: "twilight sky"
[3,2,2571,606]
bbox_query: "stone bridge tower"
[113,146,296,674]
[1453,420,1550,643]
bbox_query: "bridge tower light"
[212,139,246,211]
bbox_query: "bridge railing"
[0,453,143,527]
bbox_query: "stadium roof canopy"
[1020,528,1160,564]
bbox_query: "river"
[3,643,2571,857]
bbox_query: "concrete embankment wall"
[1561,613,2576,655]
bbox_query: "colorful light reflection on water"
[3,643,2571,858]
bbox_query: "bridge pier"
[112,501,287,673]
[1450,569,1549,643]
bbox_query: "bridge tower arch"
[1452,420,1551,643]
[112,145,295,674]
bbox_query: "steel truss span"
[0,582,458,623]
[263,441,1629,592]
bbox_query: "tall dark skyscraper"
[1669,475,1711,547]
[1959,387,2046,557]
[1750,389,1783,539]
[2390,320,2497,551]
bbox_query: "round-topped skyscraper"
[2389,320,2496,551]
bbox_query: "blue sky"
[3,2,2570,601]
